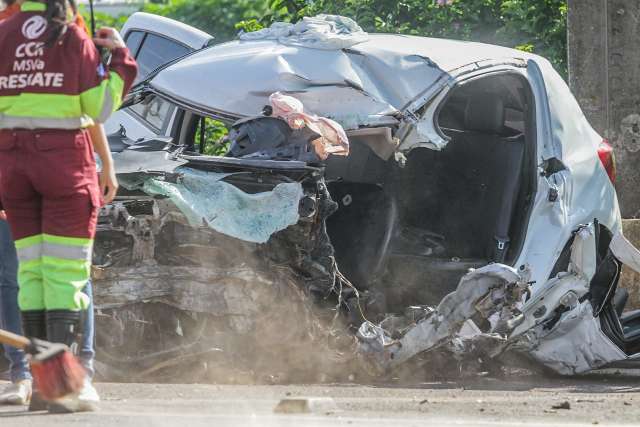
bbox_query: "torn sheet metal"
[399,86,452,152]
[511,274,589,340]
[111,146,186,174]
[149,40,399,127]
[507,223,624,375]
[357,264,528,371]
[149,35,461,126]
[357,224,626,376]
[141,168,304,243]
[516,299,626,375]
[239,15,368,50]
[610,229,640,274]
[569,223,597,282]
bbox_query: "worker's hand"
[100,164,119,205]
[93,27,126,51]
[0,211,6,221]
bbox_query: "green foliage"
[235,19,265,34]
[87,0,567,78]
[263,0,310,23]
[141,0,310,39]
[194,118,230,156]
[500,0,568,75]
[305,0,503,40]
[78,6,128,31]
[142,0,271,41]
[305,0,568,78]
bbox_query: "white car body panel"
[120,12,213,50]
[515,57,621,292]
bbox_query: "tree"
[91,0,568,78]
[142,0,271,41]
[304,0,567,77]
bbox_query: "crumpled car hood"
[148,34,531,129]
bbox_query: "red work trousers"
[0,129,101,311]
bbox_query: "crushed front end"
[92,156,359,382]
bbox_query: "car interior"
[323,73,538,310]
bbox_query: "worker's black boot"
[21,310,47,411]
[45,310,82,347]
[21,310,46,341]
[45,310,95,414]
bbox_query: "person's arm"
[78,27,137,123]
[88,124,118,204]
[76,27,137,205]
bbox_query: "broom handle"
[0,328,30,350]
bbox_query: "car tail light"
[598,139,616,184]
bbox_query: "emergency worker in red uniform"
[0,0,137,404]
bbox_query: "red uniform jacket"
[0,5,138,129]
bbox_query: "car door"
[104,12,214,144]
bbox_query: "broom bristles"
[30,350,86,401]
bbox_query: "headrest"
[464,93,505,134]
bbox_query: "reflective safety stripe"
[42,242,92,262]
[80,72,125,123]
[15,234,45,311]
[15,234,43,250]
[0,115,91,130]
[97,85,116,123]
[41,256,91,310]
[43,234,93,247]
[41,235,93,261]
[0,93,83,120]
[16,244,42,263]
[21,1,46,12]
[17,258,45,311]
[15,235,43,263]
[0,71,125,128]
[14,234,93,311]
[0,92,93,129]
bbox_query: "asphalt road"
[1,375,640,426]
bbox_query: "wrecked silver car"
[95,13,640,381]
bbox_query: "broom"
[0,328,85,401]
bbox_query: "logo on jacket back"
[0,15,64,91]
[22,16,47,40]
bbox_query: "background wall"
[568,0,640,218]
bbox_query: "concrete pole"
[568,0,640,218]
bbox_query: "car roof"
[122,12,213,50]
[355,34,534,72]
[149,33,539,126]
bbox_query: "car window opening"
[179,112,231,156]
[128,95,177,133]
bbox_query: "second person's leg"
[79,280,95,379]
[0,220,32,405]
